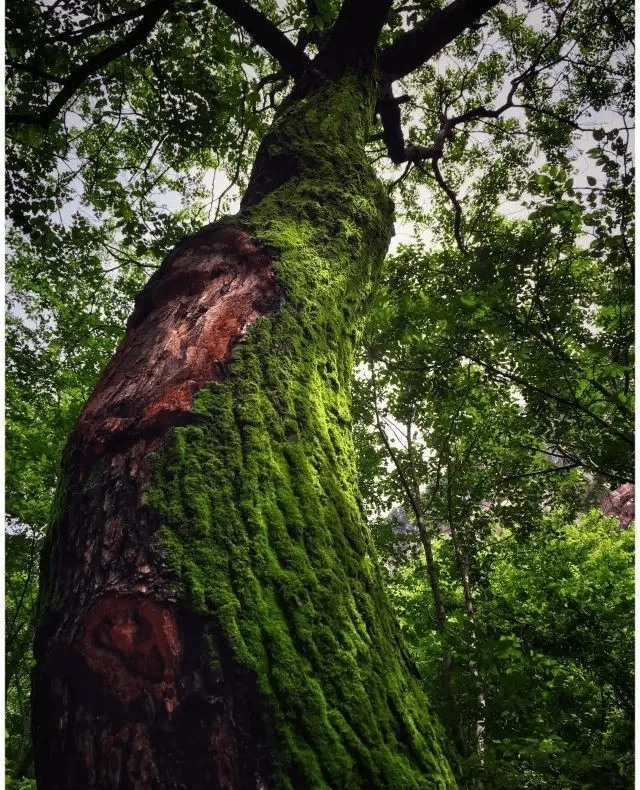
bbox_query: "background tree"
[6,0,633,788]
[372,505,634,789]
[351,103,633,785]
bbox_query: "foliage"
[392,0,634,246]
[5,529,41,782]
[4,780,37,790]
[7,0,633,540]
[353,93,633,783]
[376,509,633,789]
[352,195,633,788]
[358,200,633,491]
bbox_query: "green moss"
[146,74,456,788]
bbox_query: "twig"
[432,158,466,253]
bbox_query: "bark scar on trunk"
[74,224,285,471]
[78,596,181,714]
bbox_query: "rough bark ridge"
[33,74,457,789]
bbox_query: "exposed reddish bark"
[74,223,283,470]
[79,596,181,707]
[598,482,635,530]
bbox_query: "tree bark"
[33,73,457,790]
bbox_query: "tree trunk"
[446,478,485,774]
[33,73,457,789]
[368,375,465,757]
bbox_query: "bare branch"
[461,352,634,448]
[51,1,176,42]
[380,0,500,82]
[207,0,312,79]
[378,50,583,181]
[431,159,466,254]
[386,161,413,194]
[6,59,65,84]
[376,83,444,164]
[376,3,586,166]
[499,462,581,483]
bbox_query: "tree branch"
[369,361,422,522]
[386,161,413,194]
[493,297,635,421]
[379,0,500,81]
[6,59,65,84]
[375,83,444,163]
[461,352,634,447]
[208,0,312,79]
[499,462,581,484]
[431,158,466,253]
[7,0,173,127]
[315,0,395,74]
[51,1,174,42]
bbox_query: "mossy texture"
[146,75,456,789]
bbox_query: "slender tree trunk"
[368,372,465,757]
[446,479,485,774]
[33,73,457,790]
[419,532,466,759]
[403,419,467,757]
[455,541,486,762]
[9,680,34,781]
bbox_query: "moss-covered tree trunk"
[33,72,457,790]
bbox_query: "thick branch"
[374,85,466,247]
[376,84,411,162]
[380,0,500,81]
[7,0,172,127]
[315,0,394,74]
[376,83,443,163]
[208,0,312,79]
